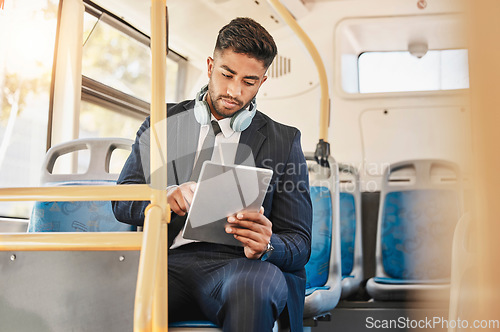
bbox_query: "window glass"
[82,11,182,105]
[82,16,152,102]
[79,100,143,140]
[358,49,469,93]
[0,0,58,218]
[52,149,90,175]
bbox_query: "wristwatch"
[260,241,274,261]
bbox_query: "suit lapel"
[168,103,200,184]
[235,113,266,166]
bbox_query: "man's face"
[206,49,268,120]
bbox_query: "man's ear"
[259,75,268,88]
[207,57,214,78]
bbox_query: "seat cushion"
[372,277,449,285]
[169,320,219,328]
[305,285,331,296]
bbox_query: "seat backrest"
[375,159,462,280]
[338,163,362,279]
[28,138,136,232]
[303,154,342,317]
[306,185,333,289]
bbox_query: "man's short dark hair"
[215,17,277,69]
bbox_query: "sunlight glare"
[0,0,56,78]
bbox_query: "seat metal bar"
[0,184,152,202]
[0,232,142,251]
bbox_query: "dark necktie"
[190,120,222,182]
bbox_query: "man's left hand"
[225,207,272,260]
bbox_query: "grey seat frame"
[40,137,134,184]
[27,138,135,233]
[303,155,342,319]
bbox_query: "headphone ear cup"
[230,98,257,132]
[194,85,210,125]
[194,100,210,125]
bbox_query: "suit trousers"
[168,242,288,332]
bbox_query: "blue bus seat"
[366,159,462,301]
[28,138,136,232]
[303,154,342,321]
[338,163,363,299]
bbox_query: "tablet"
[182,161,273,246]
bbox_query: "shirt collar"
[210,114,235,138]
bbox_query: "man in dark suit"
[112,17,312,332]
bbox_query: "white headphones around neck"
[193,84,257,132]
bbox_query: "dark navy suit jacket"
[112,100,312,331]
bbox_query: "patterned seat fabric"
[29,181,136,232]
[305,186,332,291]
[381,189,459,280]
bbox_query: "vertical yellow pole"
[150,0,169,330]
[134,0,168,331]
[153,223,169,331]
[150,0,167,199]
[134,206,163,332]
[466,0,500,327]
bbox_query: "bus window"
[80,6,185,140]
[358,49,469,93]
[0,0,58,219]
[82,12,152,103]
[79,100,143,139]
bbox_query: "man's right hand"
[167,182,196,216]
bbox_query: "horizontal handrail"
[0,184,152,202]
[0,232,142,251]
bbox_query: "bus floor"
[308,300,450,332]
